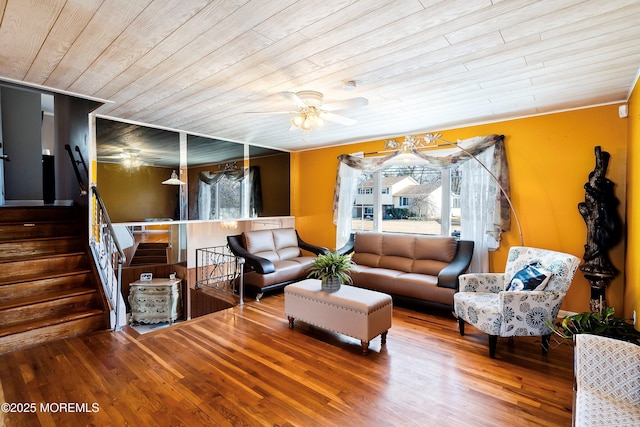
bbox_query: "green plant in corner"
[307,251,354,285]
[551,307,640,346]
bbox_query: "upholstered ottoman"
[284,279,392,354]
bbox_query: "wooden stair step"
[0,252,88,282]
[136,243,169,249]
[0,204,109,355]
[0,268,92,287]
[0,308,104,338]
[0,206,80,223]
[0,221,82,241]
[0,291,100,327]
[130,256,167,265]
[0,236,84,260]
[135,249,167,256]
[0,287,97,311]
[0,310,107,355]
[0,271,93,303]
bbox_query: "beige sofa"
[338,231,474,309]
[227,228,328,300]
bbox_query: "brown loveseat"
[338,231,474,309]
[227,228,329,300]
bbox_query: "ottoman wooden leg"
[381,331,388,344]
[288,316,295,329]
[361,340,370,355]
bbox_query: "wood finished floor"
[0,293,575,426]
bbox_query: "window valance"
[332,134,512,271]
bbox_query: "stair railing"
[74,145,89,176]
[90,184,126,331]
[195,245,244,305]
[64,144,87,196]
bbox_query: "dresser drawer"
[128,279,182,325]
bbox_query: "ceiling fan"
[252,90,368,131]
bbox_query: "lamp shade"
[162,170,184,185]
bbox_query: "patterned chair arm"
[498,290,566,337]
[459,273,505,293]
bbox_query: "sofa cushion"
[354,232,384,255]
[414,236,457,263]
[382,233,416,258]
[412,259,449,276]
[244,230,276,254]
[352,252,381,267]
[244,256,315,288]
[243,228,301,262]
[273,228,299,250]
[379,255,413,272]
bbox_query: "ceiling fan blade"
[279,91,307,108]
[245,110,295,115]
[323,97,368,111]
[321,112,356,125]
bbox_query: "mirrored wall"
[95,118,290,224]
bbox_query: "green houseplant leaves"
[552,307,640,345]
[307,251,354,285]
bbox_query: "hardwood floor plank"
[0,293,574,426]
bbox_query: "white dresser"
[128,278,182,325]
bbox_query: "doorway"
[0,86,54,205]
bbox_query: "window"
[351,164,461,236]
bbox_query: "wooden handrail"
[75,145,89,176]
[64,144,87,196]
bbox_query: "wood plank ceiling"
[1,0,639,153]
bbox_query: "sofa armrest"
[335,233,355,256]
[296,231,330,255]
[437,240,474,289]
[459,273,506,292]
[226,235,275,274]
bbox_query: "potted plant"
[307,251,355,292]
[551,307,640,346]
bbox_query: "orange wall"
[292,105,628,314]
[626,77,640,325]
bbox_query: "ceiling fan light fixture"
[292,114,305,128]
[301,117,313,131]
[162,170,184,185]
[292,107,325,131]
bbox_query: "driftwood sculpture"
[577,146,622,312]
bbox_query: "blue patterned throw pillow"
[506,261,552,291]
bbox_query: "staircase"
[129,242,169,266]
[0,205,109,354]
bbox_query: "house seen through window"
[352,164,461,237]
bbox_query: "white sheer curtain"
[333,134,510,272]
[460,145,497,273]
[198,180,213,219]
[334,155,362,248]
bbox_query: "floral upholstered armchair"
[453,246,580,358]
